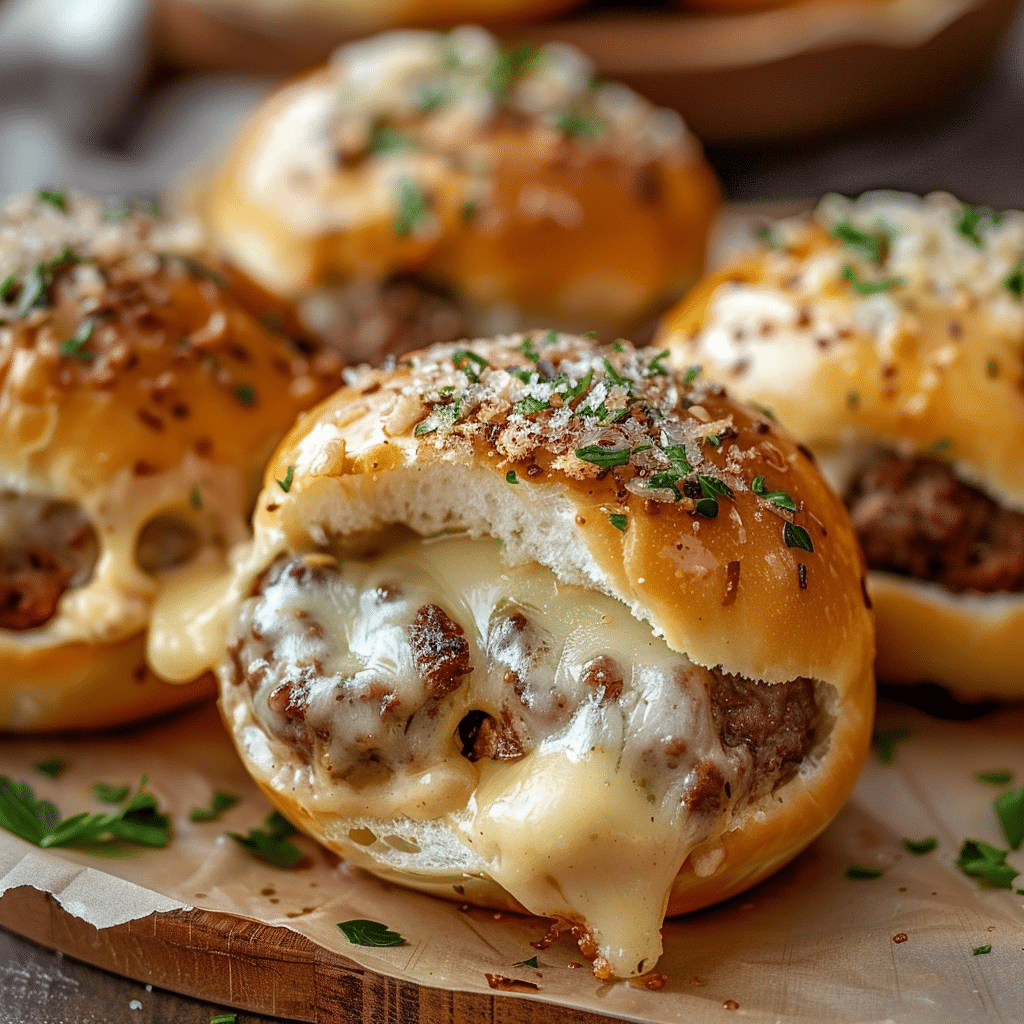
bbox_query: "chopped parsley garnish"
[337,919,406,947]
[234,383,257,406]
[543,329,558,347]
[0,274,16,303]
[783,522,814,552]
[416,81,452,113]
[487,44,540,101]
[833,220,891,264]
[563,370,593,404]
[517,336,540,363]
[512,955,539,969]
[58,317,96,362]
[846,390,860,410]
[845,865,882,880]
[177,256,227,288]
[228,809,305,868]
[841,264,903,295]
[646,349,670,376]
[699,475,733,500]
[955,206,1001,246]
[0,775,168,848]
[932,437,953,451]
[994,785,1024,849]
[37,188,68,212]
[460,199,478,223]
[276,465,295,493]
[557,109,603,140]
[871,727,910,765]
[34,758,66,779]
[574,445,631,468]
[976,770,1013,786]
[190,485,202,510]
[986,358,1000,379]
[1006,261,1024,297]
[903,837,938,855]
[452,349,489,382]
[955,838,1019,889]
[751,475,797,512]
[602,358,628,387]
[16,246,82,317]
[684,365,702,385]
[609,513,628,532]
[92,783,130,804]
[190,790,240,823]
[394,177,430,236]
[210,1015,237,1024]
[755,224,786,252]
[506,470,519,484]
[514,395,549,416]
[972,944,992,956]
[368,118,416,155]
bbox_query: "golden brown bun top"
[206,26,719,337]
[0,190,341,658]
[258,331,873,691]
[0,190,339,496]
[658,191,1024,508]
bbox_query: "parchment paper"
[1,697,1022,1024]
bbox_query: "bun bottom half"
[868,573,1024,702]
[1,636,214,733]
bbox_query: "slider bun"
[0,190,339,731]
[204,27,719,362]
[214,332,873,976]
[658,190,1024,699]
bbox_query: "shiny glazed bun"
[0,190,340,731]
[659,191,1024,699]
[172,333,873,977]
[204,27,719,362]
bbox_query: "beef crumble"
[0,495,98,630]
[846,452,1024,593]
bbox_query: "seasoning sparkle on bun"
[0,190,340,731]
[203,26,719,362]
[659,190,1024,700]
[159,332,874,978]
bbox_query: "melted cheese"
[227,533,760,977]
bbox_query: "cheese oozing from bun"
[0,189,340,731]
[658,190,1024,699]
[163,332,874,977]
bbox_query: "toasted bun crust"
[658,190,1024,698]
[0,190,339,731]
[204,27,719,359]
[210,333,873,976]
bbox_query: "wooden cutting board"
[0,884,623,1024]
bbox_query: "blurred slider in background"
[0,0,1021,205]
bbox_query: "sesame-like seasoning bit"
[798,563,807,589]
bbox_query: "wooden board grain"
[0,886,626,1024]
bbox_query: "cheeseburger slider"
[203,26,719,362]
[158,332,874,977]
[659,191,1024,699]
[0,190,339,731]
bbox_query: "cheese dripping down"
[218,533,824,977]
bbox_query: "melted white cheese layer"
[227,534,771,978]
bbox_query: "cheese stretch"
[213,533,821,978]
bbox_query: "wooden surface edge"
[0,885,627,1024]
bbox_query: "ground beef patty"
[227,546,822,826]
[0,494,98,630]
[846,453,1024,594]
